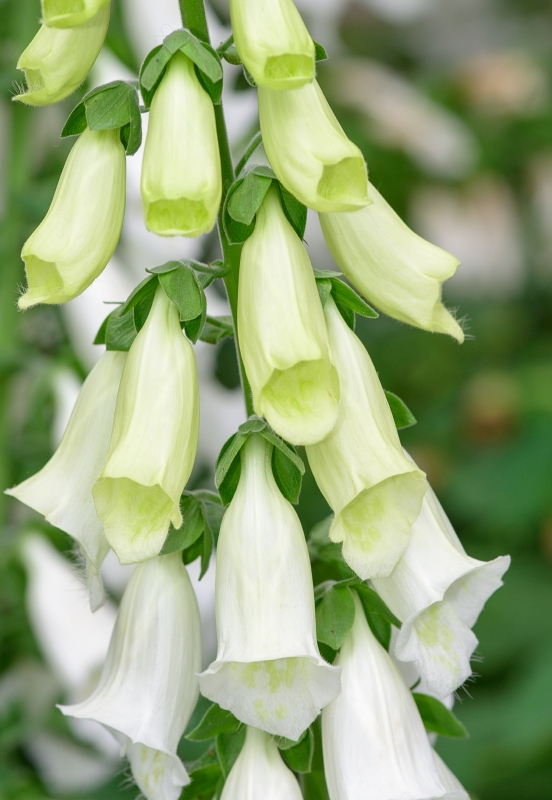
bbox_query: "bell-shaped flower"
[199,434,341,740]
[141,51,222,238]
[306,297,426,580]
[19,128,126,310]
[258,80,369,212]
[319,182,464,341]
[14,8,109,106]
[42,0,110,28]
[372,469,510,698]
[6,352,126,611]
[59,553,202,800]
[322,591,458,800]
[238,187,339,445]
[229,0,315,90]
[221,726,303,800]
[93,285,200,565]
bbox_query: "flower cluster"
[7,0,510,798]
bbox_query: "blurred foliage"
[1,0,552,799]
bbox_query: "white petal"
[126,741,190,800]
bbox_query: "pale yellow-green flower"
[42,0,110,29]
[19,128,126,309]
[229,0,315,90]
[14,7,109,106]
[141,52,222,238]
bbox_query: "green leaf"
[412,694,469,739]
[181,762,222,800]
[161,495,205,555]
[366,611,392,650]
[139,44,163,108]
[215,432,248,505]
[199,316,234,345]
[313,40,328,61]
[329,278,378,319]
[280,728,315,773]
[334,298,356,330]
[84,81,142,154]
[158,265,205,322]
[199,526,214,579]
[354,584,401,628]
[271,443,303,504]
[316,585,356,649]
[385,390,417,430]
[118,275,158,318]
[277,183,307,240]
[227,171,273,226]
[95,307,138,352]
[194,41,224,104]
[61,101,87,137]
[187,703,241,741]
[316,278,333,308]
[215,729,246,778]
[223,180,256,244]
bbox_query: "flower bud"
[221,726,303,800]
[93,286,200,565]
[59,553,202,800]
[258,81,369,212]
[141,52,222,238]
[14,8,109,106]
[372,469,510,698]
[319,182,464,341]
[42,0,110,29]
[229,0,315,90]
[238,187,339,445]
[19,128,126,310]
[322,592,460,800]
[199,435,341,740]
[306,297,426,580]
[5,352,126,611]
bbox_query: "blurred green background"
[1,0,552,798]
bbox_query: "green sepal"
[307,516,356,581]
[412,693,469,739]
[313,270,378,328]
[275,728,308,751]
[117,274,158,320]
[227,169,273,226]
[93,306,137,352]
[384,390,417,429]
[181,748,222,800]
[162,490,224,579]
[280,728,315,773]
[61,80,142,155]
[354,584,401,628]
[216,729,246,778]
[315,582,356,650]
[243,66,257,87]
[217,35,241,66]
[313,40,328,62]
[199,316,234,345]
[140,29,223,107]
[186,703,241,741]
[365,611,392,650]
[158,264,207,343]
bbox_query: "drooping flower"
[141,51,222,238]
[41,0,110,29]
[258,80,369,212]
[322,591,458,800]
[14,7,109,106]
[306,297,426,579]
[319,182,464,341]
[93,285,200,565]
[199,434,341,740]
[19,128,126,310]
[220,726,303,800]
[372,467,510,698]
[59,553,202,800]
[229,0,315,90]
[6,352,126,611]
[238,187,339,445]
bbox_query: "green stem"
[179,0,254,416]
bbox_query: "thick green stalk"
[179,0,254,415]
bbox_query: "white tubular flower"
[6,352,126,611]
[221,726,303,800]
[322,592,455,800]
[19,128,126,310]
[258,81,369,212]
[59,554,201,800]
[14,8,109,106]
[199,434,341,740]
[306,297,426,580]
[433,752,469,799]
[229,0,315,90]
[93,285,200,565]
[141,52,222,238]
[238,187,339,446]
[319,182,464,342]
[372,471,510,698]
[41,0,110,29]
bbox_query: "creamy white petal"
[319,182,464,341]
[199,435,340,740]
[306,298,426,579]
[221,726,303,800]
[15,8,109,106]
[42,0,110,28]
[322,592,454,800]
[6,352,126,608]
[238,187,339,445]
[59,553,202,800]
[229,0,315,90]
[93,285,200,564]
[259,80,369,212]
[141,52,222,237]
[19,128,126,309]
[372,473,510,697]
